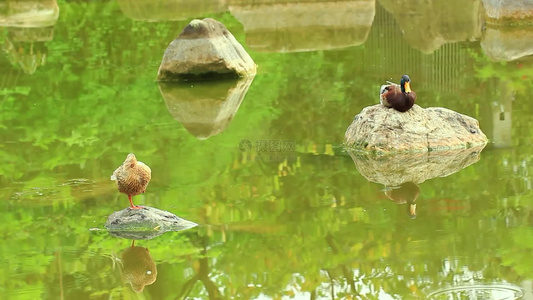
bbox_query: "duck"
[380,74,417,112]
[111,153,151,209]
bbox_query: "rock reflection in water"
[349,145,486,187]
[158,76,254,139]
[117,0,226,22]
[481,26,533,62]
[350,145,486,217]
[378,0,483,53]
[121,241,157,293]
[230,0,375,52]
[0,0,59,74]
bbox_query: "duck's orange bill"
[404,82,412,93]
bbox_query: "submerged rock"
[344,104,488,154]
[105,206,197,240]
[157,18,256,81]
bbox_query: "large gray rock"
[344,104,488,154]
[157,18,256,81]
[105,206,197,240]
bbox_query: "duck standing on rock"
[111,153,151,209]
[380,75,417,112]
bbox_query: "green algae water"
[1,0,533,299]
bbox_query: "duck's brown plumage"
[380,75,417,112]
[111,153,151,209]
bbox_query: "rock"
[344,104,488,154]
[105,206,197,240]
[158,75,254,139]
[157,18,257,81]
[481,0,533,22]
[349,145,485,186]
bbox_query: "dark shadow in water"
[324,234,363,298]
[349,145,485,218]
[177,232,222,299]
[158,75,255,140]
[0,0,59,74]
[120,240,158,293]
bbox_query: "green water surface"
[1,0,533,299]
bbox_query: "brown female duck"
[380,74,417,112]
[111,153,151,209]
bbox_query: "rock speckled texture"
[344,104,488,154]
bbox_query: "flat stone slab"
[344,104,488,155]
[105,206,197,240]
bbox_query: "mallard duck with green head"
[380,74,417,112]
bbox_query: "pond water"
[1,0,533,299]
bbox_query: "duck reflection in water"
[121,240,158,293]
[384,182,420,219]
